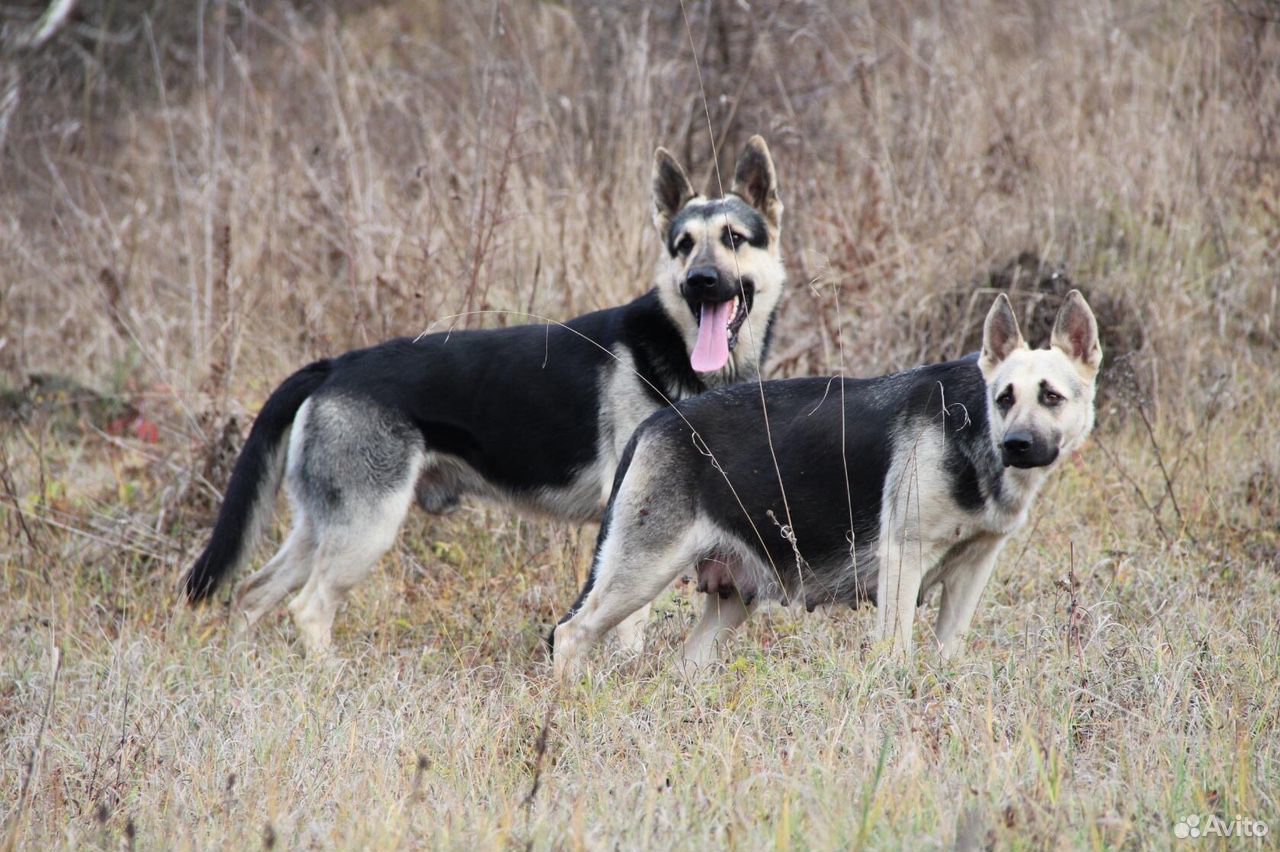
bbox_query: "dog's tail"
[184,359,331,603]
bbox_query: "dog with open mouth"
[183,137,787,656]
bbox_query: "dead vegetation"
[2,0,1279,849]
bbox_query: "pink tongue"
[691,300,733,373]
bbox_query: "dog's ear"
[653,148,696,238]
[1051,289,1103,378]
[731,135,782,231]
[979,293,1027,378]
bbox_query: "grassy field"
[2,0,1279,849]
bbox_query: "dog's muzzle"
[681,267,754,344]
[1001,430,1059,469]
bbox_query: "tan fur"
[652,138,786,383]
[554,292,1104,674]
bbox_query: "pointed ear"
[1051,289,1103,377]
[979,293,1027,378]
[731,135,782,231]
[653,148,695,238]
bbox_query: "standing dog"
[552,291,1101,674]
[185,137,787,654]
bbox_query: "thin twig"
[0,446,43,558]
[1154,375,1228,518]
[679,0,794,595]
[6,0,79,50]
[1133,399,1190,542]
[520,699,556,852]
[1092,433,1172,545]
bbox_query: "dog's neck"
[990,464,1054,531]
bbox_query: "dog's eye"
[1041,389,1064,407]
[720,228,751,250]
[996,388,1014,409]
[676,235,694,256]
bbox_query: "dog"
[551,290,1101,675]
[184,136,787,655]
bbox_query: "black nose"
[686,266,718,291]
[1003,431,1033,457]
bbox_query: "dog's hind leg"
[553,527,692,679]
[554,431,702,678]
[280,396,426,656]
[683,593,753,668]
[232,517,316,632]
[613,604,651,655]
[230,403,320,634]
[286,473,420,656]
[933,533,1005,659]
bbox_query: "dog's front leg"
[874,529,925,658]
[934,534,1005,659]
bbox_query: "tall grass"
[2,1,1278,849]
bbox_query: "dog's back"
[605,359,994,607]
[552,291,1101,674]
[185,137,791,657]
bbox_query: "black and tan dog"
[552,291,1102,674]
[185,137,787,655]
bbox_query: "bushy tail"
[184,360,330,603]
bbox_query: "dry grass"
[2,0,1279,849]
